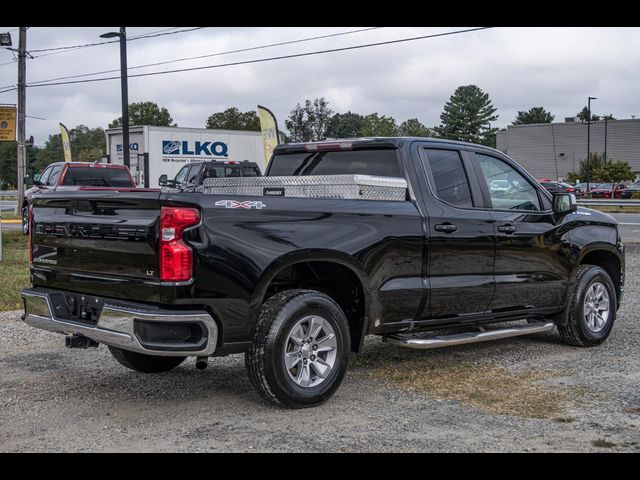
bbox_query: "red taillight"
[567,187,575,192]
[159,207,200,282]
[28,204,33,263]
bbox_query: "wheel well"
[580,250,622,302]
[264,261,366,353]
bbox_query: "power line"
[28,27,204,53]
[0,27,185,69]
[25,27,383,87]
[27,27,493,89]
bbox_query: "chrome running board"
[383,322,555,350]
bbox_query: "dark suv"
[159,160,262,193]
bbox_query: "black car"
[621,181,640,199]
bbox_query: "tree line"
[0,86,606,188]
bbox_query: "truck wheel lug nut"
[313,345,317,350]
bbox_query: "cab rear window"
[62,167,132,187]
[267,150,402,177]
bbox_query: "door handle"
[498,224,516,234]
[434,223,458,233]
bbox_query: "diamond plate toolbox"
[203,175,408,201]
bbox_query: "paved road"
[611,214,640,244]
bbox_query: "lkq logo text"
[215,200,266,210]
[117,143,139,152]
[162,140,229,158]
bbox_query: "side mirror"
[553,193,577,214]
[158,174,168,186]
[24,176,34,186]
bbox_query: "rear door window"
[420,149,473,208]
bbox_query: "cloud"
[0,26,638,145]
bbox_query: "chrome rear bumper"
[21,289,218,357]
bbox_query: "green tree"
[0,141,40,187]
[567,152,606,183]
[205,107,260,131]
[35,125,106,172]
[326,112,365,138]
[592,160,635,187]
[362,113,399,136]
[512,107,555,125]
[285,97,334,142]
[577,106,599,123]
[108,101,176,128]
[285,103,312,142]
[433,85,499,146]
[398,118,431,137]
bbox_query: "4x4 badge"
[215,200,266,210]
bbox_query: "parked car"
[22,138,624,408]
[21,162,139,235]
[590,183,628,199]
[573,182,598,195]
[538,181,577,196]
[621,181,640,199]
[489,179,511,195]
[159,160,262,193]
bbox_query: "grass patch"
[351,345,571,419]
[592,439,617,448]
[587,205,640,214]
[0,230,29,311]
[1,212,20,221]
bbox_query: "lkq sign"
[161,140,229,163]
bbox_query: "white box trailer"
[105,126,265,188]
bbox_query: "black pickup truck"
[21,137,625,408]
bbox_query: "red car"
[589,183,628,199]
[22,162,146,235]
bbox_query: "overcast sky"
[0,26,638,146]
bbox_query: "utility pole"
[586,96,597,194]
[604,115,608,165]
[16,27,26,216]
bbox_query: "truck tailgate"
[30,191,162,282]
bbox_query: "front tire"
[108,346,186,373]
[558,265,617,347]
[246,289,351,408]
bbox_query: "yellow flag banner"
[0,105,17,142]
[59,123,72,162]
[257,105,280,166]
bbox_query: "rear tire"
[246,289,351,408]
[108,346,186,373]
[558,265,617,347]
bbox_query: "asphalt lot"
[0,249,638,452]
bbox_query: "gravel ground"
[1,251,639,452]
